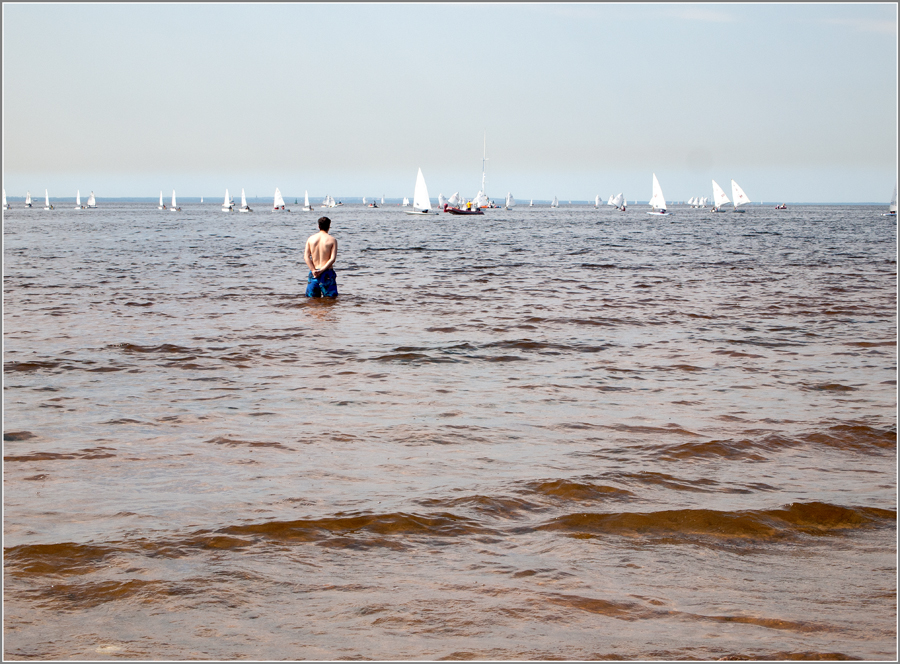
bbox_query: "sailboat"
[883,182,897,217]
[550,196,559,208]
[647,174,670,216]
[402,197,410,207]
[25,191,32,208]
[404,168,436,215]
[86,192,96,208]
[2,189,9,210]
[159,191,166,210]
[594,195,600,208]
[381,195,385,205]
[711,180,731,212]
[505,193,515,209]
[200,196,203,203]
[222,189,233,212]
[529,199,534,207]
[170,190,181,211]
[321,195,338,208]
[273,188,288,211]
[438,194,448,209]
[731,180,751,213]
[75,190,82,209]
[301,190,313,211]
[475,131,493,209]
[44,190,54,210]
[447,192,461,209]
[240,188,252,212]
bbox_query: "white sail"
[473,190,489,208]
[711,180,731,209]
[412,168,432,211]
[438,194,448,208]
[87,191,96,208]
[44,189,50,209]
[731,180,750,208]
[595,195,600,208]
[381,195,385,205]
[551,196,559,208]
[273,188,285,209]
[303,190,311,210]
[649,174,667,211]
[222,189,232,211]
[171,190,177,210]
[505,192,515,209]
[240,188,251,211]
[890,182,898,214]
[402,197,410,207]
[76,191,82,208]
[362,197,367,205]
[529,200,533,207]
[25,191,32,207]
[3,188,8,209]
[448,192,460,207]
[200,196,203,203]
[159,191,164,209]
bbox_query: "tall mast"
[481,131,487,195]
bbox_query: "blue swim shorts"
[306,268,338,298]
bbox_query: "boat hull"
[446,208,484,215]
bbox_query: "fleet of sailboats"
[11,173,826,217]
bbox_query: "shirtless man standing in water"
[304,217,338,297]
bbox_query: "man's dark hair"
[318,216,331,231]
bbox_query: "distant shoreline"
[1,199,889,206]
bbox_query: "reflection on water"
[3,203,897,660]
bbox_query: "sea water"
[3,203,896,660]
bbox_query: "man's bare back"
[304,229,337,278]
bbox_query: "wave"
[535,502,896,544]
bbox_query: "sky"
[2,2,897,203]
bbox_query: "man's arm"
[304,238,318,276]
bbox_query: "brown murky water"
[3,202,896,660]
